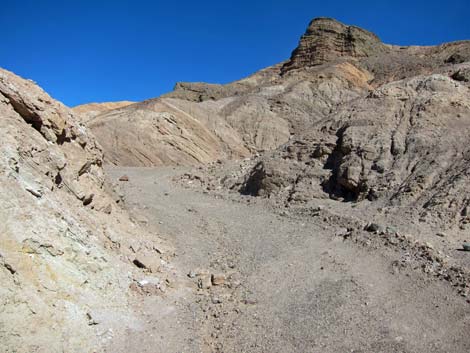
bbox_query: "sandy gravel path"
[107,166,470,353]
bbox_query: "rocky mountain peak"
[282,17,387,73]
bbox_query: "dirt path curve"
[107,166,470,353]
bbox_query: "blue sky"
[1,0,469,107]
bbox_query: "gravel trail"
[107,166,470,353]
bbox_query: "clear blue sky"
[1,0,469,107]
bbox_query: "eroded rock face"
[0,68,172,352]
[0,69,105,201]
[88,98,253,166]
[281,17,388,73]
[87,93,294,167]
[236,73,470,227]
[323,75,470,203]
[452,67,470,83]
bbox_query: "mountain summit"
[282,17,387,72]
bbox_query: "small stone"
[119,175,129,182]
[132,258,147,269]
[82,193,94,206]
[198,275,212,289]
[138,279,149,286]
[86,312,99,326]
[211,274,226,286]
[136,277,162,295]
[365,223,380,232]
[211,297,222,304]
[311,205,324,213]
[132,255,160,272]
[138,277,160,287]
[128,241,141,253]
[25,186,42,198]
[22,239,41,254]
[436,232,446,237]
[242,298,257,305]
[424,242,434,250]
[335,228,349,237]
[462,243,470,251]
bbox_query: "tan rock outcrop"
[0,68,172,352]
[282,17,388,73]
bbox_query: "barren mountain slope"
[88,97,252,166]
[87,62,298,166]
[87,18,470,169]
[87,62,371,166]
[0,69,177,352]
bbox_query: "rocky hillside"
[85,18,470,172]
[226,19,470,228]
[87,95,290,166]
[234,73,470,219]
[0,69,173,352]
[166,18,470,236]
[86,62,291,166]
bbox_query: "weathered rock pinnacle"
[282,17,388,73]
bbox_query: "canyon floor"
[108,166,470,353]
[3,16,470,353]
